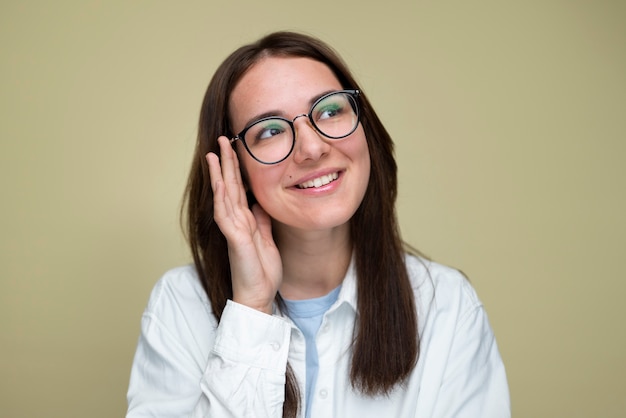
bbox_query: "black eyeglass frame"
[230,89,361,165]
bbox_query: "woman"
[126,31,510,418]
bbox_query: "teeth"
[298,172,338,189]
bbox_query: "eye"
[315,102,344,121]
[258,124,285,139]
[313,93,353,123]
[247,119,289,145]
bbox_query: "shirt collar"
[334,253,358,313]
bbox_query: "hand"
[206,136,282,314]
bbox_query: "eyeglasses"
[230,89,361,164]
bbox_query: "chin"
[276,211,355,232]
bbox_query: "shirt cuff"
[212,300,291,373]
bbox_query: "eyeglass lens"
[242,91,358,164]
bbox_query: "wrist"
[232,296,274,315]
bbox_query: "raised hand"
[206,136,283,314]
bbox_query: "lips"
[296,172,339,189]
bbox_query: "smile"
[297,172,339,189]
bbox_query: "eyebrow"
[241,89,338,130]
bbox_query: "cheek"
[345,129,371,173]
[360,147,372,192]
[352,133,372,195]
[239,157,281,203]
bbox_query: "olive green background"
[1,1,624,417]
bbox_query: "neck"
[274,222,352,300]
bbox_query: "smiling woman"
[125,31,510,418]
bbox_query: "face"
[228,56,371,233]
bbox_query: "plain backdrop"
[1,1,625,417]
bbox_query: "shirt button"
[270,342,280,351]
[319,389,328,399]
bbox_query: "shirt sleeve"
[432,301,511,418]
[127,285,292,418]
[126,310,205,417]
[194,301,292,417]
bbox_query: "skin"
[207,57,371,314]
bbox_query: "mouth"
[296,172,339,189]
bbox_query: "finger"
[251,203,273,242]
[206,152,232,223]
[217,136,248,207]
[233,150,249,206]
[206,151,223,192]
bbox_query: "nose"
[291,114,331,164]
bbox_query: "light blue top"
[283,285,342,418]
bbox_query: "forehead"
[229,56,342,128]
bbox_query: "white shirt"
[126,255,510,417]
[283,285,342,418]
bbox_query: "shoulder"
[145,265,208,308]
[404,254,483,323]
[403,256,510,414]
[142,264,217,331]
[405,254,472,293]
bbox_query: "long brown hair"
[182,31,418,418]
